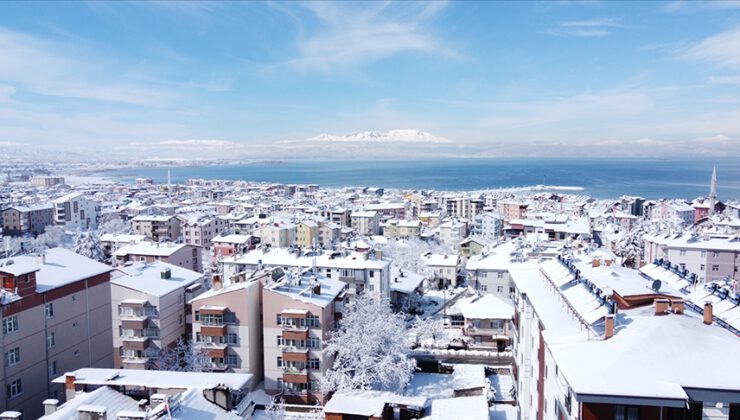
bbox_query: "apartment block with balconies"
[262,271,346,405]
[189,272,266,380]
[110,261,204,369]
[0,248,113,419]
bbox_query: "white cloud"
[545,18,621,37]
[0,28,176,106]
[683,26,740,69]
[281,2,455,72]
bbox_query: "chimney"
[43,399,59,415]
[654,298,669,316]
[0,412,21,420]
[313,282,321,295]
[77,405,107,420]
[672,300,685,315]
[375,249,382,261]
[138,399,148,412]
[605,259,613,267]
[37,253,46,265]
[704,302,713,325]
[591,258,600,267]
[212,275,223,291]
[65,373,76,401]
[604,314,615,340]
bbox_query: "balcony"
[122,357,149,369]
[465,325,506,337]
[283,369,309,384]
[122,337,151,351]
[282,347,309,363]
[206,346,228,359]
[121,318,150,330]
[282,328,309,341]
[200,325,227,337]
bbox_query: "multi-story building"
[383,219,422,239]
[438,219,467,248]
[0,248,113,418]
[189,272,266,376]
[99,234,150,260]
[643,232,740,284]
[179,214,228,247]
[500,201,528,221]
[30,176,65,188]
[211,234,256,260]
[131,214,182,242]
[318,221,341,247]
[472,211,504,243]
[2,205,54,236]
[110,261,204,369]
[509,255,740,420]
[296,220,319,248]
[422,253,461,288]
[222,248,391,298]
[650,201,695,225]
[350,210,380,236]
[113,242,202,273]
[262,270,346,404]
[366,202,406,220]
[52,193,99,231]
[254,221,297,248]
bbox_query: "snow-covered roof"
[40,386,138,420]
[390,267,425,294]
[431,395,489,420]
[211,234,252,244]
[422,253,459,267]
[459,294,514,320]
[0,248,113,293]
[351,210,377,218]
[99,234,149,244]
[113,242,188,257]
[266,274,345,308]
[644,232,740,251]
[111,261,203,297]
[224,248,390,271]
[324,391,425,416]
[52,368,252,391]
[452,364,487,391]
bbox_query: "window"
[74,350,80,357]
[497,286,504,293]
[276,314,283,325]
[48,361,57,377]
[45,302,54,318]
[712,265,720,272]
[47,332,56,348]
[307,336,320,348]
[680,250,687,256]
[226,354,237,366]
[713,251,721,258]
[2,316,19,334]
[225,333,238,344]
[701,251,707,257]
[614,405,639,420]
[369,271,375,278]
[6,379,22,399]
[497,272,504,279]
[308,358,320,370]
[276,356,283,368]
[5,347,20,367]
[307,315,320,328]
[480,285,488,292]
[700,264,705,271]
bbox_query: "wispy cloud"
[545,17,621,37]
[0,28,176,106]
[682,26,740,69]
[278,2,455,72]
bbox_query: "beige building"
[254,221,296,248]
[131,215,182,242]
[30,176,65,188]
[179,214,228,247]
[113,242,202,273]
[318,221,341,247]
[110,261,204,369]
[296,220,319,248]
[2,205,54,236]
[189,272,266,379]
[262,271,346,405]
[0,248,113,419]
[384,219,422,239]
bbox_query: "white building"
[350,210,380,236]
[472,211,503,242]
[52,192,100,230]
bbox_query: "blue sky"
[1,1,740,159]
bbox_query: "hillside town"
[0,169,738,420]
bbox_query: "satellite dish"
[651,280,662,292]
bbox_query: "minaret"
[709,166,717,216]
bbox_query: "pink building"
[113,242,202,273]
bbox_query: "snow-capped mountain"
[308,129,451,144]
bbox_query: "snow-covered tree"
[266,397,287,420]
[100,218,131,235]
[30,226,68,252]
[381,238,435,278]
[72,230,107,262]
[155,337,212,372]
[410,316,445,349]
[322,293,416,393]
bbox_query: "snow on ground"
[488,372,515,401]
[489,404,518,420]
[419,286,468,318]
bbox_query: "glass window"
[5,347,20,367]
[47,332,56,348]
[6,379,22,399]
[2,316,19,334]
[45,303,54,318]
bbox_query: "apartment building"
[52,193,99,231]
[383,219,422,239]
[2,205,54,236]
[500,201,528,221]
[509,255,740,420]
[99,233,150,260]
[189,272,267,377]
[131,214,182,242]
[472,211,504,243]
[350,210,380,236]
[650,201,695,225]
[318,221,341,247]
[110,261,204,369]
[296,220,319,248]
[643,232,740,284]
[211,234,255,260]
[438,219,467,248]
[222,248,391,298]
[0,248,113,419]
[113,242,202,273]
[262,271,346,405]
[254,221,297,248]
[422,253,461,288]
[457,294,514,351]
[366,202,406,220]
[30,177,64,188]
[179,214,228,247]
